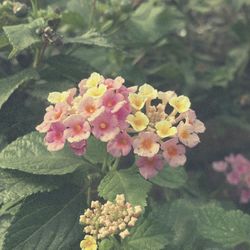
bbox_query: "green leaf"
[0,68,39,110]
[98,167,151,207]
[64,31,113,48]
[0,132,91,175]
[122,212,169,250]
[84,136,113,165]
[196,204,250,247]
[99,237,120,250]
[3,18,45,58]
[4,187,84,250]
[0,33,9,49]
[0,214,12,250]
[151,166,188,189]
[0,169,60,207]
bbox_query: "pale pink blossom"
[102,90,126,113]
[212,161,228,172]
[107,132,132,157]
[78,79,87,95]
[225,154,250,172]
[185,109,206,133]
[66,88,77,105]
[64,114,91,143]
[44,122,65,151]
[226,171,240,185]
[69,139,87,156]
[136,154,164,179]
[240,189,250,203]
[133,132,160,157]
[91,112,120,142]
[161,138,186,167]
[177,121,200,148]
[114,103,131,130]
[78,96,104,121]
[104,76,125,90]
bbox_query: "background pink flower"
[107,132,132,157]
[136,154,164,179]
[212,161,228,172]
[161,138,186,167]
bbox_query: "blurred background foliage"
[0,0,250,207]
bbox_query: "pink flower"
[226,171,240,185]
[104,76,125,90]
[114,103,131,130]
[78,96,104,121]
[78,79,87,95]
[91,112,120,142]
[69,139,87,156]
[212,161,228,172]
[63,114,91,143]
[161,138,186,167]
[133,132,160,157]
[177,121,200,148]
[225,154,250,172]
[107,132,132,157]
[44,122,65,151]
[136,154,164,179]
[66,88,77,105]
[185,110,206,133]
[240,189,250,203]
[36,103,69,133]
[102,90,126,113]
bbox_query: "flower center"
[167,146,177,156]
[74,124,82,133]
[180,130,189,139]
[86,105,96,114]
[142,138,153,150]
[118,138,127,145]
[54,110,62,119]
[99,122,108,129]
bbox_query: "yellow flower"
[138,84,158,100]
[47,91,69,104]
[85,84,107,98]
[126,111,149,132]
[80,235,97,250]
[169,95,191,113]
[155,120,177,138]
[86,72,103,88]
[158,91,176,105]
[128,93,147,110]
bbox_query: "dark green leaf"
[0,132,90,175]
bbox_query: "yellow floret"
[86,72,103,88]
[169,95,191,113]
[126,111,149,132]
[128,93,147,110]
[85,84,107,98]
[47,91,69,104]
[155,120,177,138]
[138,83,158,100]
[80,235,97,250]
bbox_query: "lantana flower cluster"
[213,154,250,203]
[36,72,205,179]
[79,194,142,249]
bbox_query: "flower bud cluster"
[79,194,142,241]
[213,154,250,203]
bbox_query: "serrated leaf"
[98,167,151,207]
[4,187,83,250]
[3,18,45,58]
[196,204,250,247]
[0,214,12,250]
[0,169,60,207]
[0,132,90,175]
[0,68,39,110]
[151,166,187,189]
[122,212,169,250]
[64,31,113,48]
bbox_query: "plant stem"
[89,0,97,28]
[30,0,38,18]
[111,158,120,171]
[101,153,108,173]
[87,175,92,206]
[33,48,40,68]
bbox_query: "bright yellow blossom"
[127,111,149,131]
[128,93,147,110]
[80,235,97,250]
[85,84,107,98]
[138,84,158,100]
[169,95,191,113]
[47,91,69,104]
[86,72,103,88]
[155,120,177,138]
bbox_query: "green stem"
[30,0,38,17]
[33,48,40,68]
[111,158,120,171]
[89,0,96,28]
[101,153,108,173]
[86,175,92,206]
